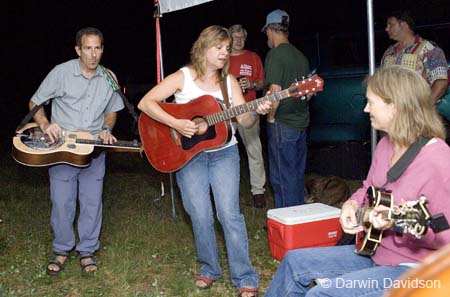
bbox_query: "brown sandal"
[238,286,258,297]
[194,275,215,290]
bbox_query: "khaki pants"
[233,119,266,195]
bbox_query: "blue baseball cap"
[261,9,290,32]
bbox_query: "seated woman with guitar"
[265,65,450,297]
[138,26,272,297]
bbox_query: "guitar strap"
[219,77,231,108]
[382,135,450,234]
[382,136,430,188]
[99,66,139,125]
[15,100,50,133]
[15,65,139,134]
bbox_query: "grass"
[0,141,363,296]
[0,150,284,297]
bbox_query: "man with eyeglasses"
[229,24,267,208]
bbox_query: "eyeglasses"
[232,36,246,41]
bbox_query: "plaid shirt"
[381,35,448,85]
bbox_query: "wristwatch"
[102,125,112,133]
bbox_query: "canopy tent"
[158,0,213,14]
[154,0,214,83]
[152,0,378,217]
[153,0,215,217]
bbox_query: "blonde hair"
[190,25,231,81]
[366,65,445,146]
[229,24,247,38]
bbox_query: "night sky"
[3,0,450,140]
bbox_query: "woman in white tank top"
[138,25,272,297]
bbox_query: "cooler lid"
[267,203,341,225]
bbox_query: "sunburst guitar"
[12,123,142,167]
[355,186,432,256]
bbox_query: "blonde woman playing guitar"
[266,66,450,297]
[138,26,274,297]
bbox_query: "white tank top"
[174,67,237,151]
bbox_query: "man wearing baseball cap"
[262,9,311,209]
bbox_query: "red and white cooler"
[267,203,343,260]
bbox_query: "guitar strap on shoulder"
[383,136,430,187]
[100,65,139,125]
[16,66,140,134]
[219,77,231,109]
[384,136,450,235]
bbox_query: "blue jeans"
[265,245,410,297]
[48,153,105,256]
[267,122,307,208]
[176,145,258,289]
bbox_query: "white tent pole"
[367,0,377,157]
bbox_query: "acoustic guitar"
[12,122,142,167]
[355,186,432,256]
[139,74,324,173]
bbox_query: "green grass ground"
[0,152,284,297]
[0,144,363,297]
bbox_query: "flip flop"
[238,286,259,297]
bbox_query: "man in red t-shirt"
[229,24,266,208]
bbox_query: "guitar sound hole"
[181,126,217,150]
[20,127,64,151]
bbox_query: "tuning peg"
[419,195,427,203]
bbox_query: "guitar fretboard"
[76,139,141,149]
[205,89,292,126]
[356,206,392,226]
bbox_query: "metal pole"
[155,1,176,218]
[367,0,377,157]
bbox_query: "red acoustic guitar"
[139,74,324,172]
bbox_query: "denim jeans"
[265,245,410,297]
[48,153,105,255]
[176,144,258,289]
[267,122,307,208]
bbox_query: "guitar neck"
[205,89,292,126]
[356,206,391,226]
[76,139,141,151]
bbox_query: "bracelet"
[102,125,113,133]
[252,111,259,118]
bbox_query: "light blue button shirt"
[31,59,124,134]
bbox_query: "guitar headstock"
[390,196,431,238]
[288,74,324,98]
